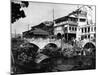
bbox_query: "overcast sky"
[11,1,95,34]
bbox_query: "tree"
[11,1,29,23]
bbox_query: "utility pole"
[52,8,55,36]
[15,29,16,38]
[53,8,54,24]
[67,26,68,42]
[77,5,80,41]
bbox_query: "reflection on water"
[43,56,95,72]
[14,55,95,74]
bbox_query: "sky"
[11,1,95,34]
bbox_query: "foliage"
[11,1,29,23]
[11,38,39,66]
[41,43,60,57]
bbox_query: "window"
[65,27,68,31]
[85,35,87,39]
[81,35,85,40]
[75,27,77,31]
[69,26,71,30]
[88,35,90,39]
[80,18,86,22]
[85,27,87,33]
[82,28,83,33]
[72,18,78,22]
[94,34,96,38]
[81,36,84,40]
[88,27,90,33]
[72,27,74,31]
[91,36,94,39]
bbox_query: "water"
[43,56,96,72]
[13,55,95,74]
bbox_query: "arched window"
[85,27,87,33]
[75,27,77,31]
[82,28,83,33]
[57,33,62,39]
[69,26,71,30]
[88,27,90,32]
[72,27,74,31]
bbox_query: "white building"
[54,5,96,41]
[76,6,96,41]
[54,15,78,41]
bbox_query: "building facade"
[54,15,78,41]
[76,6,96,41]
[54,5,96,41]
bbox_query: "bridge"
[27,38,96,50]
[27,38,61,49]
[79,39,96,49]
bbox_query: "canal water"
[14,55,95,74]
[39,56,96,72]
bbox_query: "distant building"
[23,28,49,38]
[23,21,54,39]
[22,6,95,42]
[11,33,22,38]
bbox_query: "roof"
[54,7,84,24]
[30,28,49,35]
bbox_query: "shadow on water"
[12,55,95,74]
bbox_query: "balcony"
[68,21,78,25]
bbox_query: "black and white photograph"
[11,0,96,74]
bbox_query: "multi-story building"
[77,23,96,41]
[54,15,78,41]
[76,6,96,41]
[54,5,96,41]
